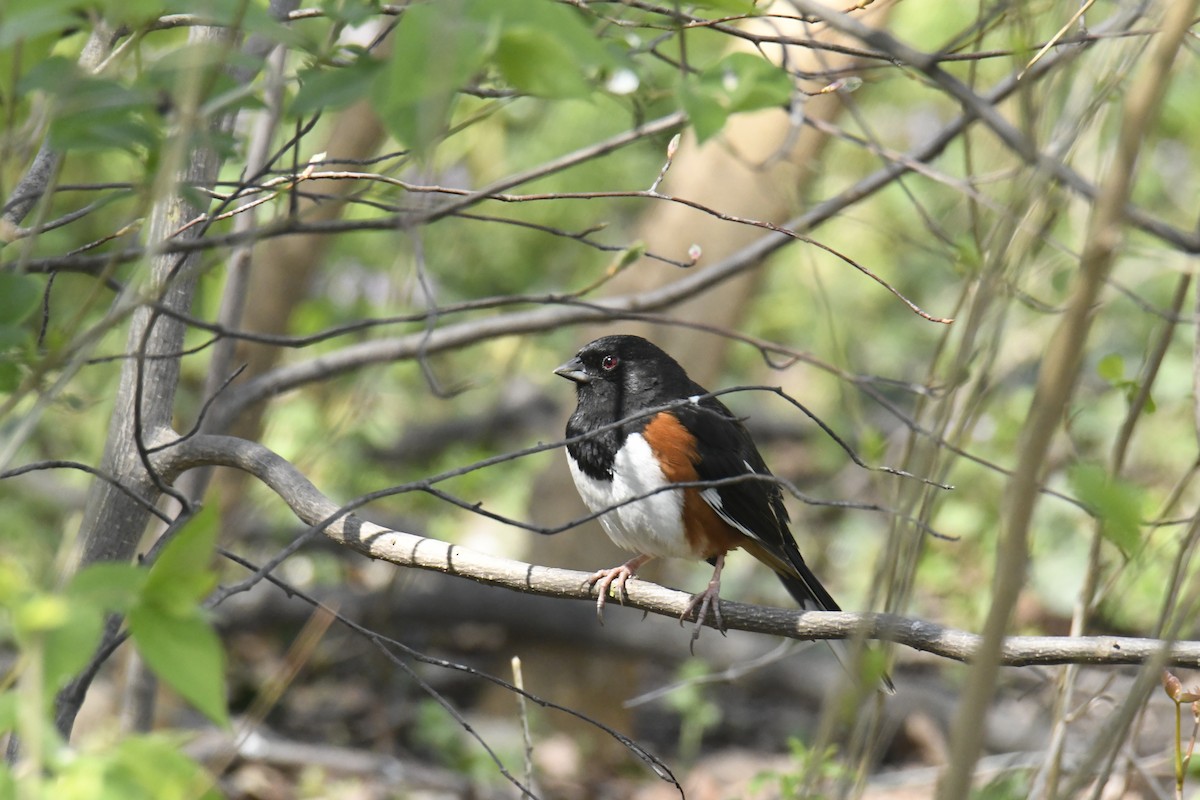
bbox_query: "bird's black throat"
[564,382,634,481]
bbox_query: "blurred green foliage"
[0,512,226,797]
[663,659,722,764]
[749,737,847,799]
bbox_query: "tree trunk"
[56,24,242,740]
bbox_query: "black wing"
[674,398,789,543]
[679,393,894,691]
[674,395,841,612]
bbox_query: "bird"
[554,334,894,693]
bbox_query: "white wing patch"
[697,463,770,545]
[700,485,761,542]
[700,487,722,509]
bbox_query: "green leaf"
[0,325,32,351]
[321,0,378,26]
[129,605,228,727]
[146,41,266,89]
[678,80,728,143]
[1097,354,1156,414]
[1096,353,1124,384]
[0,0,79,46]
[291,54,383,117]
[94,0,169,28]
[680,52,793,141]
[702,52,792,114]
[495,28,590,98]
[142,505,219,613]
[13,593,70,634]
[130,507,227,725]
[110,735,221,800]
[1068,463,1144,552]
[0,361,21,393]
[482,0,613,97]
[0,274,40,325]
[0,0,76,125]
[11,590,105,698]
[371,0,616,149]
[68,562,147,614]
[20,59,160,154]
[50,733,220,800]
[370,0,487,153]
[42,604,105,694]
[613,242,646,270]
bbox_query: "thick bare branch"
[153,433,1200,669]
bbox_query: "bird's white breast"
[567,433,694,559]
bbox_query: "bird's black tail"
[774,555,842,613]
[774,554,896,695]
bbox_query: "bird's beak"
[553,356,591,384]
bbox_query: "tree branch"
[179,4,1184,439]
[153,433,1200,669]
[788,0,1199,255]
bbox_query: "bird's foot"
[585,555,652,624]
[681,581,725,653]
[681,554,727,653]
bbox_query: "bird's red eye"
[601,354,619,371]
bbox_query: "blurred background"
[3,0,1200,797]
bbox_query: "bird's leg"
[585,554,653,624]
[682,552,726,651]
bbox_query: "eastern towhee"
[555,334,894,693]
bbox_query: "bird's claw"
[584,555,652,625]
[681,581,726,654]
[585,565,636,625]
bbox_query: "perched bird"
[555,334,893,692]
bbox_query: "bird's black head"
[554,335,691,415]
[555,336,707,479]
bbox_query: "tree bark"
[57,24,241,740]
